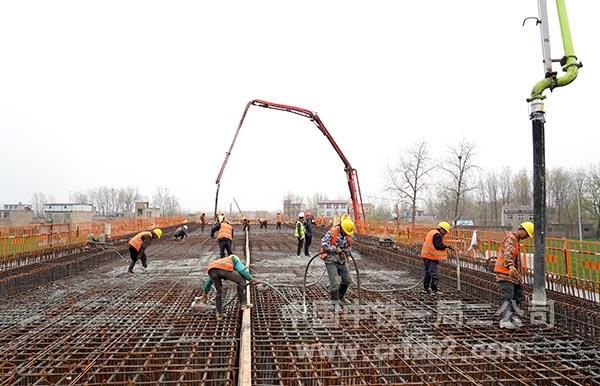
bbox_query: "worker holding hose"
[494,222,533,330]
[127,228,162,273]
[320,217,355,306]
[210,214,234,258]
[420,222,455,295]
[199,254,259,320]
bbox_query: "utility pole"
[527,0,581,311]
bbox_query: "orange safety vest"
[217,222,233,240]
[276,214,283,223]
[207,256,234,273]
[320,226,351,260]
[494,233,520,275]
[420,229,448,261]
[128,231,153,252]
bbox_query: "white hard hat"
[183,225,188,230]
[298,212,305,218]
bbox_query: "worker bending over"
[494,222,533,329]
[200,254,259,320]
[294,212,306,258]
[420,222,455,295]
[321,217,355,306]
[211,214,234,258]
[174,225,188,240]
[242,217,250,232]
[276,212,283,231]
[259,218,268,229]
[127,228,162,273]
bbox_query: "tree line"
[384,139,600,237]
[29,186,181,218]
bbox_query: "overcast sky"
[0,1,598,213]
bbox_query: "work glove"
[249,279,260,286]
[200,293,208,303]
[335,247,343,254]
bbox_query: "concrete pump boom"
[214,99,366,224]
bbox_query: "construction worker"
[420,222,456,295]
[294,212,306,258]
[127,228,162,273]
[242,217,250,232]
[200,213,206,233]
[321,217,355,306]
[494,222,533,329]
[174,225,188,240]
[259,218,268,229]
[199,254,259,320]
[211,214,234,258]
[303,212,314,256]
[276,212,283,231]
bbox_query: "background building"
[135,202,161,219]
[317,200,349,218]
[45,203,94,224]
[0,203,34,227]
[501,205,534,228]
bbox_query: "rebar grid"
[0,227,246,386]
[249,229,600,386]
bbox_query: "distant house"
[0,203,34,227]
[501,205,534,228]
[317,200,349,218]
[45,203,94,224]
[135,202,161,219]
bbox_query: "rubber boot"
[215,293,223,315]
[338,283,350,305]
[430,278,439,295]
[499,301,517,329]
[128,259,136,273]
[422,276,431,294]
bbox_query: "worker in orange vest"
[210,214,234,258]
[200,213,206,233]
[276,212,283,231]
[320,217,355,306]
[127,228,162,273]
[494,221,533,329]
[199,254,259,320]
[420,222,455,295]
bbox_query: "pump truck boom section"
[214,99,366,224]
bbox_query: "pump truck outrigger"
[214,99,366,225]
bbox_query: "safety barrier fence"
[356,221,600,284]
[0,216,186,268]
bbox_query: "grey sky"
[1,1,598,212]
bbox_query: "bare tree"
[512,169,532,206]
[485,170,501,225]
[30,192,54,218]
[153,186,180,216]
[440,140,477,224]
[547,167,573,223]
[583,164,600,238]
[305,192,328,216]
[385,140,435,223]
[499,166,512,206]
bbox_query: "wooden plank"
[238,229,252,386]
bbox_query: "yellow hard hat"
[437,222,451,233]
[520,222,534,238]
[183,219,188,224]
[152,228,163,238]
[341,217,355,237]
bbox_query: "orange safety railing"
[356,221,600,283]
[0,216,187,261]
